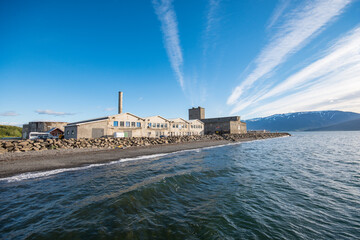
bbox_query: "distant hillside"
[245,111,360,131]
[309,118,360,131]
[0,125,22,138]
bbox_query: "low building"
[189,119,205,135]
[201,116,247,134]
[63,92,205,139]
[188,107,247,134]
[22,121,68,139]
[64,114,204,139]
[64,113,145,139]
[47,128,64,137]
[169,118,189,136]
[144,116,171,138]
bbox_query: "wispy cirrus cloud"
[153,0,184,90]
[203,0,222,55]
[35,110,75,116]
[244,62,360,118]
[266,0,290,29]
[227,0,352,106]
[241,26,360,118]
[0,111,19,116]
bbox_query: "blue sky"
[1,0,359,126]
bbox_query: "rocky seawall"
[0,133,290,154]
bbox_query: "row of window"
[148,123,168,128]
[113,121,141,128]
[113,120,202,129]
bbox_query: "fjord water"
[1,132,359,239]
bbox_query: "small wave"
[0,138,281,183]
[0,153,172,183]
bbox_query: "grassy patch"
[0,125,22,138]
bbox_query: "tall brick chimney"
[118,91,123,114]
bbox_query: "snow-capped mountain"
[244,111,360,131]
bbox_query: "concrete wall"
[240,122,247,133]
[201,116,247,134]
[189,107,205,120]
[65,120,108,139]
[22,124,29,139]
[22,122,68,139]
[204,121,230,134]
[230,121,247,134]
[64,125,79,139]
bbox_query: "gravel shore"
[0,134,289,178]
[0,140,234,178]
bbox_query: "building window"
[120,121,124,127]
[165,123,167,128]
[161,124,164,128]
[148,123,151,127]
[173,124,175,128]
[157,123,160,128]
[126,121,130,127]
[136,122,141,127]
[152,123,156,127]
[71,130,74,135]
[67,130,69,135]
[131,122,135,127]
[176,124,179,128]
[113,121,118,127]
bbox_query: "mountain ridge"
[244,110,360,131]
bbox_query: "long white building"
[64,112,204,139]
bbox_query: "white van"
[29,132,54,140]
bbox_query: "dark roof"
[200,116,240,123]
[46,128,64,133]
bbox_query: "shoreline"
[0,135,288,179]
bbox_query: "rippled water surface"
[1,132,360,239]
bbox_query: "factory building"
[22,121,68,139]
[145,116,171,138]
[64,113,146,139]
[188,107,247,134]
[64,92,204,139]
[64,114,204,139]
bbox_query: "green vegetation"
[0,125,22,138]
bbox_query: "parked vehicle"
[29,132,55,140]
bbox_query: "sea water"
[0,132,359,239]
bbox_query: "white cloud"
[203,0,221,54]
[35,110,75,116]
[266,0,290,29]
[243,61,360,118]
[153,0,184,89]
[0,122,23,127]
[227,0,351,105]
[0,111,19,116]
[231,25,360,114]
[104,107,115,111]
